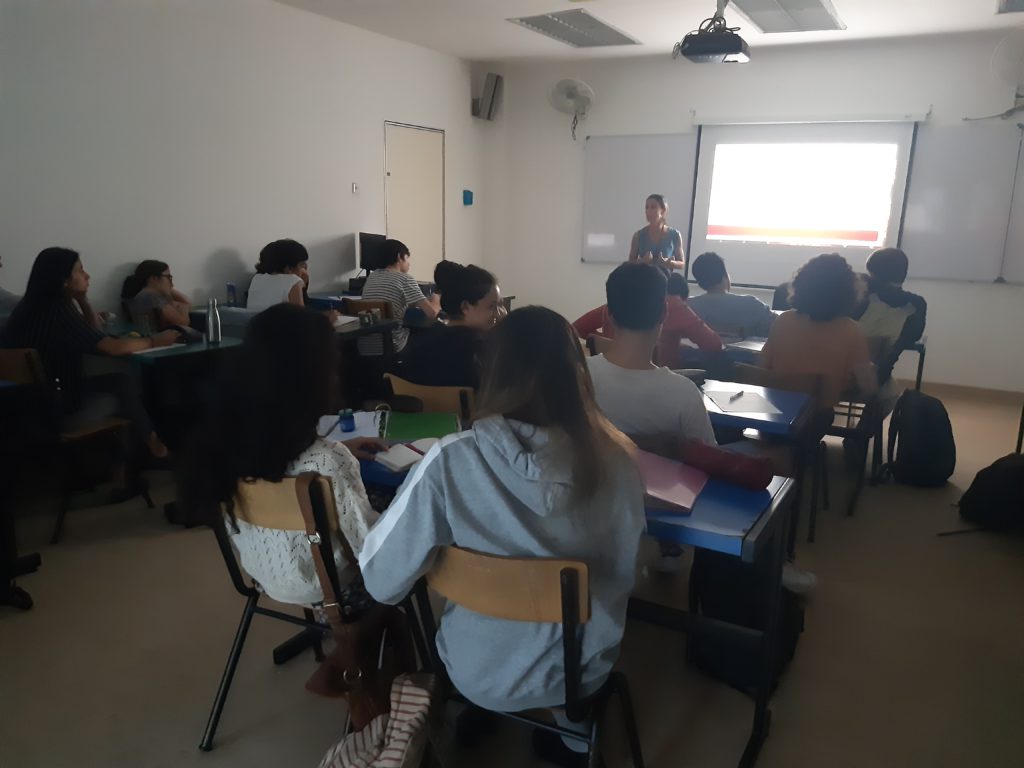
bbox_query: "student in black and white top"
[357,239,438,356]
[399,263,503,389]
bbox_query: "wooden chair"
[201,474,337,751]
[342,297,393,319]
[412,546,644,768]
[383,373,472,424]
[728,363,831,546]
[0,348,149,543]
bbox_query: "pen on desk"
[319,418,340,438]
[729,391,745,402]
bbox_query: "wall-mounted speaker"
[472,72,503,121]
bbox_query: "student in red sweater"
[573,272,721,367]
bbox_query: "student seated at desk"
[855,248,926,387]
[183,304,386,605]
[120,260,192,330]
[586,263,716,446]
[762,254,877,407]
[246,239,310,312]
[360,306,644,763]
[688,252,775,338]
[398,263,502,388]
[573,271,720,367]
[2,247,180,460]
[358,239,438,356]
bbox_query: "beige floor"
[2,385,1022,768]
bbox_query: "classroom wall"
[477,32,1024,392]
[0,0,486,311]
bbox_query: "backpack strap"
[879,396,902,482]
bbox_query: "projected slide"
[706,143,899,248]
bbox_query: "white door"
[385,123,445,283]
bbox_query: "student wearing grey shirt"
[687,251,775,338]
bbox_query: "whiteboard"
[901,121,1021,282]
[582,134,697,264]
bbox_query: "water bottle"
[206,298,222,344]
[340,409,355,433]
[225,283,238,308]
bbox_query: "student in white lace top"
[183,303,386,605]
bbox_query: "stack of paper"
[634,449,708,514]
[375,438,439,472]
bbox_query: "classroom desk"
[631,477,795,768]
[128,336,244,365]
[702,379,812,438]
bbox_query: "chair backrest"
[426,546,591,718]
[217,474,350,603]
[427,546,590,623]
[343,298,393,320]
[0,348,45,386]
[384,373,473,422]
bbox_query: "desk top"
[647,476,793,562]
[702,379,810,437]
[335,318,399,341]
[129,336,243,364]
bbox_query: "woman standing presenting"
[628,193,686,274]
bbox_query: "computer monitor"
[358,232,387,272]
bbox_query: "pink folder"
[634,449,709,514]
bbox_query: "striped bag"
[319,674,436,768]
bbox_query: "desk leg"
[1017,401,1023,455]
[914,347,925,391]
[739,500,788,768]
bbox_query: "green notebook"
[381,411,460,442]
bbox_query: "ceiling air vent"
[730,0,846,33]
[507,9,639,48]
[998,0,1024,13]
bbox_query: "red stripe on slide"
[707,224,879,242]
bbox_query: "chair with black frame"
[728,363,832,546]
[828,388,883,516]
[0,348,154,544]
[410,546,645,768]
[383,373,473,425]
[201,472,422,751]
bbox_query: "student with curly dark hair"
[761,253,876,405]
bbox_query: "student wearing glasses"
[121,260,192,331]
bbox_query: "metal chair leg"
[820,442,830,511]
[846,438,869,517]
[611,673,645,768]
[51,462,72,545]
[586,716,601,768]
[807,447,820,543]
[200,593,258,751]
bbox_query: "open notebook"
[375,438,439,472]
[634,449,709,514]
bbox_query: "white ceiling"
[277,0,1024,61]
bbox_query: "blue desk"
[703,379,811,438]
[129,336,243,365]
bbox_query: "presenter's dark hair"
[181,303,337,528]
[866,248,909,285]
[691,252,727,291]
[605,262,667,332]
[377,239,410,268]
[646,194,667,209]
[790,253,859,322]
[256,239,308,275]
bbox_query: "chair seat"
[59,417,131,443]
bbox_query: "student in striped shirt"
[357,239,438,356]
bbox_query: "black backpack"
[958,453,1024,531]
[883,390,956,487]
[687,549,804,695]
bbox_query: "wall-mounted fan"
[967,30,1024,121]
[549,78,594,140]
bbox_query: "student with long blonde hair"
[360,306,644,762]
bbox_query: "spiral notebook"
[634,449,708,514]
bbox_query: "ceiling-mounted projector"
[672,0,750,64]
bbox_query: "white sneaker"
[782,564,818,594]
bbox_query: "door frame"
[384,121,446,262]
